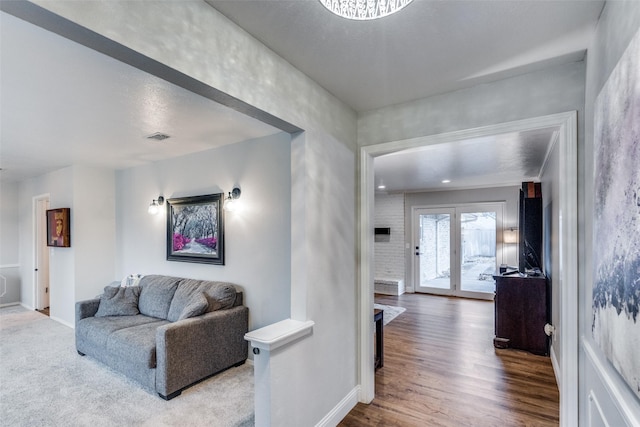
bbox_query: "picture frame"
[46,208,70,247]
[591,29,640,400]
[166,194,224,265]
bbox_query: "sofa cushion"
[106,320,169,369]
[76,315,163,349]
[167,279,236,322]
[95,286,141,317]
[138,275,180,319]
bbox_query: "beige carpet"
[0,305,254,427]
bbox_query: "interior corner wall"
[16,166,116,326]
[0,181,21,305]
[581,1,640,425]
[115,133,292,332]
[374,193,405,282]
[18,166,74,322]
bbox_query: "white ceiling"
[374,127,558,193]
[1,1,604,191]
[0,11,282,183]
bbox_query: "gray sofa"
[75,275,248,400]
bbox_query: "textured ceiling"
[1,1,604,191]
[208,0,604,112]
[0,10,281,183]
[205,0,603,193]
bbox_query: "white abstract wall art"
[592,28,640,400]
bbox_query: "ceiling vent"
[146,132,170,141]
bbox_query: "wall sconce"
[504,227,518,244]
[148,196,164,215]
[224,188,241,212]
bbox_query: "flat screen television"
[518,185,543,274]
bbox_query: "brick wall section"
[374,193,405,281]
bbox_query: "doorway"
[33,195,50,313]
[413,203,503,300]
[359,111,578,423]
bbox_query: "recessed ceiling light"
[442,179,451,184]
[146,132,170,141]
[377,185,386,190]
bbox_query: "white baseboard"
[315,385,360,427]
[0,302,20,308]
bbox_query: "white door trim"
[358,111,578,426]
[32,193,50,311]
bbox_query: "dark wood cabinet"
[493,274,549,355]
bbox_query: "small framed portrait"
[46,208,70,247]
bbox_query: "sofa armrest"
[155,305,249,397]
[76,298,100,322]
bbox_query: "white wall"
[74,166,116,302]
[289,130,356,426]
[116,133,292,331]
[374,193,405,281]
[403,186,520,292]
[0,181,21,305]
[581,1,640,425]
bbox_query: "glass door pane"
[460,211,497,294]
[415,209,454,293]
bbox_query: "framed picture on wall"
[46,208,70,247]
[166,194,224,265]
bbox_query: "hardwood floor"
[339,293,559,427]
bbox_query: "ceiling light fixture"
[318,0,413,20]
[441,179,451,184]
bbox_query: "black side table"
[374,309,384,370]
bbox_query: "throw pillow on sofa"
[138,275,180,319]
[166,279,236,322]
[95,286,142,317]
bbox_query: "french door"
[413,203,504,300]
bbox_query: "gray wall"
[541,136,562,368]
[581,1,640,425]
[115,133,292,331]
